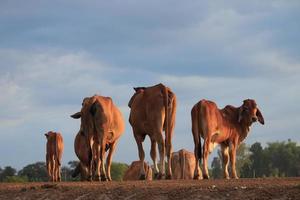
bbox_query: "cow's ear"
[256,108,265,125]
[71,112,81,119]
[45,133,49,138]
[134,87,138,92]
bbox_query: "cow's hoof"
[157,173,165,180]
[139,174,146,180]
[154,173,159,180]
[193,175,200,180]
[166,174,172,180]
[203,174,209,179]
[94,175,100,181]
[101,175,108,181]
[87,175,93,181]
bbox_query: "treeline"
[211,140,300,178]
[1,140,299,182]
[0,161,128,182]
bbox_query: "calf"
[191,99,264,179]
[123,161,152,181]
[171,149,200,179]
[45,131,64,182]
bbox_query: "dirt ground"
[0,177,299,200]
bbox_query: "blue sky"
[0,0,300,169]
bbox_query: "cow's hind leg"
[106,141,117,181]
[156,133,166,179]
[165,137,172,180]
[202,138,211,179]
[221,143,230,179]
[193,133,202,180]
[100,143,107,181]
[57,163,61,181]
[134,131,146,180]
[150,138,160,179]
[51,157,56,181]
[93,143,103,181]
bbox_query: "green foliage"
[235,143,251,177]
[110,162,129,181]
[210,140,300,178]
[3,176,28,183]
[240,140,300,178]
[18,162,48,182]
[211,156,222,179]
[67,160,81,181]
[0,166,17,181]
[68,160,79,170]
[60,166,72,181]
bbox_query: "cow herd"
[45,83,264,182]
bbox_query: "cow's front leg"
[230,141,238,179]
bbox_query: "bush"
[3,176,28,183]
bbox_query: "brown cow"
[191,99,264,179]
[128,83,176,179]
[123,161,152,181]
[45,131,64,182]
[171,149,200,180]
[71,95,125,181]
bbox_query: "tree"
[61,166,73,181]
[211,156,222,179]
[242,140,300,178]
[235,143,251,178]
[264,140,300,177]
[68,160,79,171]
[0,166,17,181]
[248,142,266,177]
[18,162,48,182]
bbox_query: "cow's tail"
[162,84,169,145]
[191,103,202,164]
[162,85,176,152]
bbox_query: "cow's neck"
[238,124,250,143]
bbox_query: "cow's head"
[45,131,55,140]
[71,96,107,141]
[128,87,145,108]
[238,99,264,125]
[71,97,95,136]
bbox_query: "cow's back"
[123,161,152,181]
[94,96,125,142]
[171,149,196,180]
[129,84,166,132]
